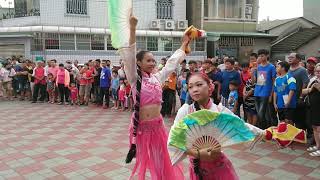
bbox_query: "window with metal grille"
[76,34,90,50]
[32,33,44,51]
[136,36,147,50]
[147,37,158,51]
[91,35,105,50]
[66,0,88,15]
[195,39,206,51]
[157,0,173,19]
[160,37,173,51]
[219,37,239,47]
[60,34,75,50]
[239,37,255,46]
[172,37,181,51]
[45,33,60,50]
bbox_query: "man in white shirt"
[118,61,126,79]
[217,56,229,71]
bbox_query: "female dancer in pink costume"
[119,15,189,179]
[169,72,264,180]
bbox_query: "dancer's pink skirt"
[129,116,184,180]
[189,153,238,180]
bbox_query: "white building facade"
[0,0,206,64]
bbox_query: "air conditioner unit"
[165,20,175,30]
[150,20,160,29]
[177,20,188,30]
[245,4,253,15]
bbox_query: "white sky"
[1,0,303,21]
[258,0,303,21]
[0,0,14,8]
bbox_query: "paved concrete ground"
[0,101,319,180]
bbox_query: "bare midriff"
[139,104,162,121]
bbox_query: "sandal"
[309,150,320,157]
[307,146,318,152]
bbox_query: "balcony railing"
[204,16,257,22]
[1,9,40,20]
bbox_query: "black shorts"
[19,79,30,92]
[278,108,294,121]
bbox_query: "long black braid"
[193,101,203,180]
[125,50,149,164]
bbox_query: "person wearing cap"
[307,57,318,79]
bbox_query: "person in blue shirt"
[254,49,277,129]
[203,60,222,105]
[100,60,111,109]
[111,70,120,109]
[179,70,188,105]
[221,58,241,107]
[228,80,239,114]
[273,61,296,124]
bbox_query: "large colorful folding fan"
[108,0,132,49]
[168,109,256,165]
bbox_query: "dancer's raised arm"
[118,15,138,85]
[155,35,190,83]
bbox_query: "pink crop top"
[131,72,163,106]
[119,43,186,108]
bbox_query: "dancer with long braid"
[119,15,189,179]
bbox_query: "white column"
[208,0,213,17]
[241,0,246,19]
[253,0,259,20]
[25,38,32,59]
[201,0,204,29]
[74,34,77,51]
[104,35,108,51]
[224,0,227,18]
[215,0,219,18]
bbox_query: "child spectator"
[273,61,297,124]
[0,62,16,100]
[47,73,55,104]
[118,78,126,111]
[228,80,239,114]
[124,78,132,111]
[69,82,78,106]
[111,70,120,109]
